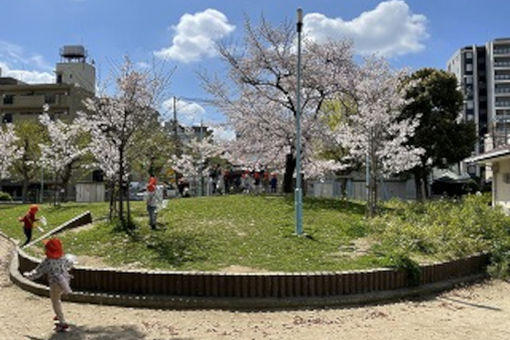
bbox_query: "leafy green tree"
[11,121,48,202]
[400,68,476,199]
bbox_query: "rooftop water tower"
[56,45,96,94]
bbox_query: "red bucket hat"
[43,238,63,259]
[147,176,157,192]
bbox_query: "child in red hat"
[19,204,40,247]
[146,176,158,230]
[23,238,76,332]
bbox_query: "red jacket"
[19,212,37,229]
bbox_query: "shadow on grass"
[281,195,366,214]
[144,232,210,267]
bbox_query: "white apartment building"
[447,38,510,177]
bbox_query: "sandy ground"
[1,236,510,340]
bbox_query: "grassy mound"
[1,194,509,275]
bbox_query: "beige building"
[0,45,98,202]
[466,146,510,213]
[1,45,95,124]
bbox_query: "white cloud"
[0,40,54,83]
[304,0,428,57]
[211,125,235,141]
[161,98,206,124]
[136,61,150,69]
[0,61,54,84]
[155,8,235,63]
[0,40,52,71]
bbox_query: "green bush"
[0,191,12,201]
[371,194,510,278]
[380,249,421,286]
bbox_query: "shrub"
[372,194,510,278]
[0,191,12,201]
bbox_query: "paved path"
[1,236,510,339]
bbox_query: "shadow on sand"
[24,323,194,340]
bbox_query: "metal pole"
[295,8,303,235]
[199,119,204,196]
[173,96,179,186]
[40,167,44,203]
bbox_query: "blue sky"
[1,0,509,136]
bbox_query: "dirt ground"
[1,236,510,340]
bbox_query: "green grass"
[0,202,110,241]
[2,194,509,275]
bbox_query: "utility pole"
[294,8,304,235]
[173,96,179,186]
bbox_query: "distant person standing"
[223,168,230,194]
[262,171,270,193]
[253,171,261,194]
[270,174,278,193]
[146,176,158,230]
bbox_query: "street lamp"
[295,8,303,235]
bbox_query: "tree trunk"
[126,180,132,229]
[414,169,423,201]
[61,165,73,203]
[22,178,29,204]
[109,181,115,221]
[118,147,125,228]
[283,153,295,193]
[422,171,430,198]
[340,177,347,199]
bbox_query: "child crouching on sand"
[23,238,76,332]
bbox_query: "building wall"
[56,62,96,94]
[0,83,92,124]
[487,38,510,147]
[447,45,485,176]
[493,159,510,212]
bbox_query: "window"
[56,74,62,84]
[466,100,474,109]
[92,170,104,182]
[3,95,14,104]
[44,94,56,104]
[465,76,473,84]
[465,52,473,59]
[2,113,13,123]
[466,63,473,72]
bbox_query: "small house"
[466,145,510,212]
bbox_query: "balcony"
[495,100,510,108]
[494,48,510,56]
[495,88,510,96]
[495,74,510,83]
[494,61,510,69]
[0,94,70,110]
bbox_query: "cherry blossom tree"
[78,58,171,229]
[168,131,222,195]
[0,124,22,180]
[333,58,424,216]
[201,17,356,192]
[38,110,89,203]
